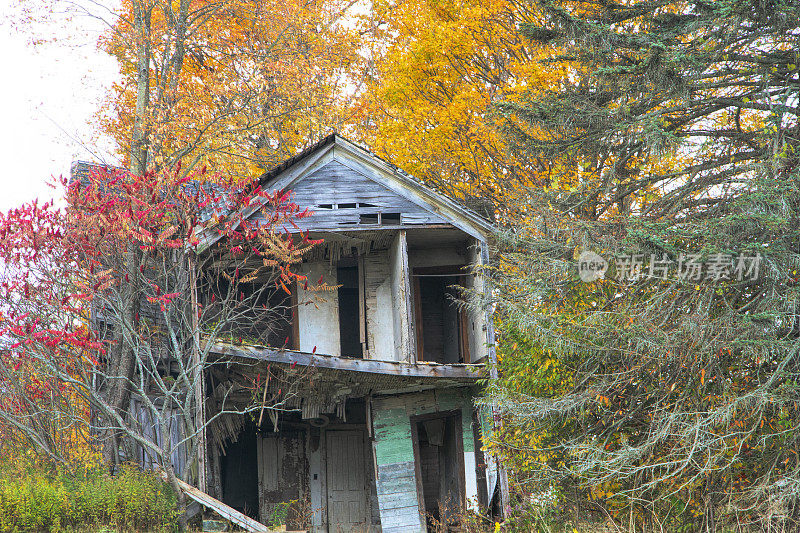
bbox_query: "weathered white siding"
[365,250,396,361]
[297,261,340,356]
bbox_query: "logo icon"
[577,251,608,282]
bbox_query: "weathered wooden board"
[371,404,425,532]
[389,231,415,362]
[364,250,395,361]
[130,398,187,476]
[209,342,483,379]
[257,432,307,528]
[250,160,447,233]
[196,135,496,253]
[374,462,424,532]
[163,474,274,532]
[326,429,371,531]
[376,490,420,510]
[296,261,340,356]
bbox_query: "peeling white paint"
[297,261,340,356]
[464,450,479,511]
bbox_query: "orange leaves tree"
[0,166,318,515]
[100,0,363,179]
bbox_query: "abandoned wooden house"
[75,133,501,532]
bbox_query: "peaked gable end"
[197,134,495,251]
[249,159,447,232]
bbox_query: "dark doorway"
[414,273,467,363]
[220,425,259,520]
[411,412,465,530]
[258,429,307,529]
[337,264,362,358]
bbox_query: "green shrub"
[0,457,179,532]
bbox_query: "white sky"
[0,0,120,213]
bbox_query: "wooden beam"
[161,473,275,532]
[208,342,483,380]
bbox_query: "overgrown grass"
[0,454,179,532]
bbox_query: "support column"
[389,230,416,362]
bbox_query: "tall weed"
[0,454,179,532]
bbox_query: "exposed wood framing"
[409,410,466,519]
[358,253,368,357]
[408,415,427,528]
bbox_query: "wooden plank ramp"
[159,472,274,532]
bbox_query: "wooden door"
[257,432,305,528]
[326,430,369,532]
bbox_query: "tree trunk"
[131,1,152,175]
[166,464,189,530]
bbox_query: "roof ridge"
[256,133,494,225]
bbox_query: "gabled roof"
[198,133,495,249]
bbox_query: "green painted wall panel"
[373,407,414,465]
[371,386,480,533]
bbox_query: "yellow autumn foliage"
[357,0,566,206]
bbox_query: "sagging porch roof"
[209,341,484,382]
[204,342,484,448]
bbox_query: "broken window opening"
[413,270,469,364]
[412,412,465,530]
[359,213,379,224]
[381,212,401,225]
[204,274,297,349]
[337,263,363,358]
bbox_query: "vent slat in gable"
[252,160,447,231]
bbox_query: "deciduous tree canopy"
[102,0,363,179]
